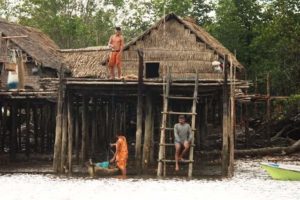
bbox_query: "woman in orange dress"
[110,133,128,176]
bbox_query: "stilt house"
[56,13,249,177]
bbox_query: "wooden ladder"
[157,67,199,177]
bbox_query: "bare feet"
[175,164,179,171]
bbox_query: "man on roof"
[107,27,124,79]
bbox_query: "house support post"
[135,49,144,172]
[142,92,153,171]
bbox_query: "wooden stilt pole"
[75,99,80,164]
[266,73,271,146]
[53,66,64,173]
[25,101,30,157]
[40,106,45,153]
[91,97,97,158]
[228,59,235,177]
[135,49,144,172]
[68,93,73,174]
[17,107,21,152]
[81,95,88,165]
[142,92,153,171]
[10,103,17,160]
[33,106,38,153]
[149,106,155,165]
[61,100,68,172]
[1,103,8,153]
[222,54,230,177]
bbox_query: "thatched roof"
[61,13,244,78]
[0,18,64,70]
[60,46,110,78]
[124,13,243,68]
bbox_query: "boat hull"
[261,163,300,181]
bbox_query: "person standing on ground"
[110,132,128,176]
[174,115,193,171]
[107,27,124,79]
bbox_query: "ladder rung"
[161,111,197,115]
[160,127,197,131]
[158,159,194,163]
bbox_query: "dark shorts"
[174,140,188,145]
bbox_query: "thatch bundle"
[60,47,110,78]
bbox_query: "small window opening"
[145,62,160,78]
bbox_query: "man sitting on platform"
[174,115,193,171]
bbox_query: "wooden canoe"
[261,162,300,181]
[86,162,119,177]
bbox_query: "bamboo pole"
[81,95,88,165]
[142,92,153,171]
[53,66,64,173]
[135,49,144,172]
[68,93,73,174]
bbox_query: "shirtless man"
[107,27,124,79]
